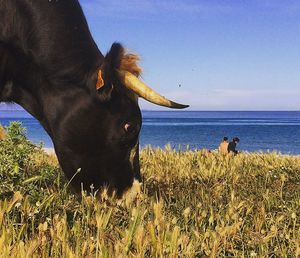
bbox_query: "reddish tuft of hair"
[120,53,142,77]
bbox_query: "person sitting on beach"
[228,137,240,155]
[218,136,229,154]
[0,125,6,140]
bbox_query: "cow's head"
[50,43,188,196]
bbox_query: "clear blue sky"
[2,1,299,111]
[80,0,300,111]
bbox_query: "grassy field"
[0,122,299,257]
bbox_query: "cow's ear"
[94,70,113,102]
[95,43,124,101]
[94,69,113,102]
[96,70,104,90]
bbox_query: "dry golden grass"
[0,141,299,257]
[0,125,6,140]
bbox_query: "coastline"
[41,146,299,157]
[1,110,300,154]
[43,147,55,155]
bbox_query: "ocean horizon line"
[1,108,300,113]
[141,110,300,112]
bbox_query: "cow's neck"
[1,40,101,138]
[9,82,52,137]
[14,81,93,139]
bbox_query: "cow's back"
[0,0,103,86]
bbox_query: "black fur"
[0,0,142,196]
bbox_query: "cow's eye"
[119,122,139,148]
[124,122,135,133]
[123,122,140,137]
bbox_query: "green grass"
[0,122,299,257]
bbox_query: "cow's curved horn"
[118,71,189,109]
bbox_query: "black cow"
[0,0,188,196]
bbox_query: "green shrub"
[0,122,63,200]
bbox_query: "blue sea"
[0,110,300,155]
